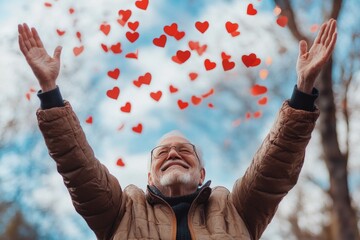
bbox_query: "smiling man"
[18,18,337,240]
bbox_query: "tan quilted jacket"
[36,100,319,240]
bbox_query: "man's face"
[148,135,205,192]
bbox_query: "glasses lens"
[152,143,195,159]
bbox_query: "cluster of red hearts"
[44,0,288,136]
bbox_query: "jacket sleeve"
[230,101,319,240]
[36,101,125,239]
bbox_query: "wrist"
[297,77,313,94]
[40,84,56,92]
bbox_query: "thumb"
[298,40,307,57]
[53,46,62,61]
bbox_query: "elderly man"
[18,18,337,240]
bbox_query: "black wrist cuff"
[289,85,319,111]
[37,86,65,109]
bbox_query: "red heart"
[277,16,288,27]
[202,88,214,98]
[253,111,262,118]
[69,8,74,14]
[126,31,139,43]
[176,50,191,63]
[177,100,189,110]
[150,91,162,101]
[56,29,65,36]
[231,31,240,37]
[135,0,149,10]
[208,103,214,108]
[153,34,167,48]
[73,46,84,56]
[139,72,152,85]
[106,86,120,100]
[221,52,231,60]
[128,21,139,31]
[251,84,267,96]
[189,72,198,81]
[107,68,120,80]
[225,21,239,33]
[258,97,268,105]
[125,50,138,59]
[195,21,209,33]
[44,2,52,7]
[222,59,235,71]
[110,42,122,54]
[85,116,93,124]
[169,85,178,93]
[174,31,185,40]
[25,92,31,101]
[101,44,108,52]
[76,31,82,41]
[164,23,178,36]
[188,41,199,50]
[204,59,216,71]
[116,158,125,167]
[171,56,182,64]
[242,53,261,67]
[118,9,132,26]
[196,44,207,56]
[100,23,111,35]
[120,102,131,113]
[132,123,143,134]
[246,112,251,119]
[191,96,202,105]
[247,4,257,15]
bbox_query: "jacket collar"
[146,180,212,205]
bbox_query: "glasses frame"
[150,142,200,165]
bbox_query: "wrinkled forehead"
[158,135,191,146]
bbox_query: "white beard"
[159,170,192,186]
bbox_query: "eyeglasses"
[151,143,200,162]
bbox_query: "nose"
[167,146,181,160]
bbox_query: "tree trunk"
[318,58,360,240]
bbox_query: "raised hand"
[296,18,337,94]
[18,23,62,92]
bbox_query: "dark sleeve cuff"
[289,85,319,111]
[37,86,65,109]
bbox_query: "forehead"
[158,135,191,146]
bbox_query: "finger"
[23,24,37,48]
[325,31,337,60]
[31,27,44,48]
[314,21,327,44]
[298,40,308,57]
[18,34,29,54]
[325,20,337,47]
[53,46,62,61]
[320,19,333,44]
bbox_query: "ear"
[199,168,206,186]
[148,172,153,185]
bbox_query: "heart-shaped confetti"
[128,21,139,31]
[259,69,268,79]
[73,46,84,56]
[177,100,189,110]
[251,84,267,96]
[120,102,131,113]
[253,111,262,118]
[85,116,93,124]
[231,31,240,37]
[116,158,125,167]
[150,91,162,101]
[100,23,111,35]
[247,4,257,15]
[110,42,122,54]
[277,15,288,27]
[195,21,209,33]
[189,72,198,81]
[204,59,216,71]
[258,97,268,105]
[221,52,231,60]
[132,123,143,133]
[164,23,179,36]
[107,68,120,80]
[208,103,214,108]
[106,86,120,100]
[101,44,108,52]
[118,9,132,26]
[174,31,185,41]
[76,31,82,41]
[222,59,235,71]
[202,88,214,98]
[44,2,52,7]
[176,50,191,63]
[25,92,31,101]
[153,34,167,48]
[225,21,239,33]
[188,41,199,50]
[133,72,152,87]
[169,85,178,93]
[126,31,139,43]
[125,50,138,59]
[135,0,149,10]
[56,29,65,36]
[242,53,261,67]
[191,95,202,105]
[69,8,75,14]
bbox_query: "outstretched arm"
[231,19,337,239]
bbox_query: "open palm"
[296,19,337,94]
[18,23,62,91]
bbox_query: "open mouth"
[161,161,189,171]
